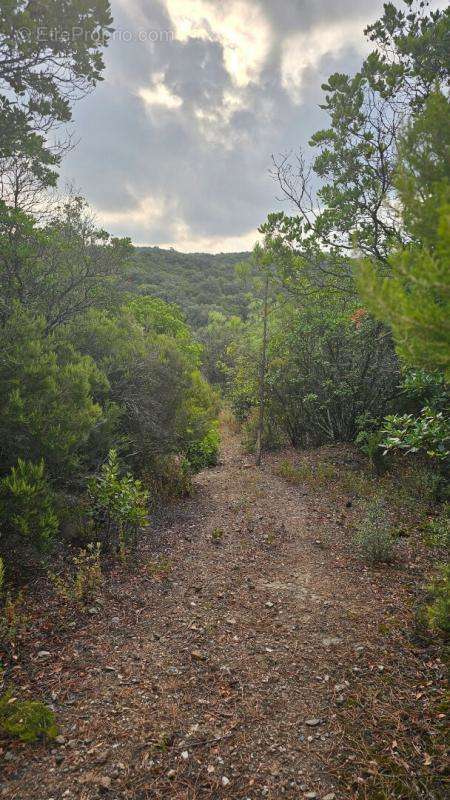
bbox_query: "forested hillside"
[129,247,250,327]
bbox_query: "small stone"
[166,666,180,675]
[334,683,346,692]
[323,794,336,800]
[191,649,206,661]
[88,607,98,615]
[207,764,215,773]
[221,776,230,787]
[265,601,274,608]
[181,751,189,760]
[305,718,321,727]
[111,617,120,625]
[55,735,66,745]
[37,650,51,658]
[304,793,317,799]
[167,769,176,779]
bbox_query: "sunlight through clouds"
[165,0,272,87]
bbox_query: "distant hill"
[128,247,251,328]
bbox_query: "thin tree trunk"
[256,272,269,466]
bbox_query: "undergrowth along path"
[1,422,446,800]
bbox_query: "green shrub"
[354,498,396,564]
[381,407,450,463]
[423,505,450,548]
[185,423,220,472]
[0,459,58,566]
[426,563,450,638]
[356,416,390,475]
[88,449,149,554]
[143,456,193,504]
[0,691,58,742]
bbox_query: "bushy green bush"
[230,292,399,450]
[87,450,148,554]
[143,455,193,504]
[354,498,396,564]
[381,406,449,463]
[185,423,220,472]
[0,459,58,566]
[0,691,58,742]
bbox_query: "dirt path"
[1,424,444,799]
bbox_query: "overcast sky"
[60,0,404,251]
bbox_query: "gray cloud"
[60,0,393,250]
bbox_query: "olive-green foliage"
[231,290,399,449]
[197,311,245,386]
[426,564,450,638]
[0,1,112,203]
[0,459,58,559]
[277,458,335,487]
[0,690,58,743]
[423,504,450,549]
[143,456,193,505]
[0,195,220,576]
[87,450,148,553]
[358,91,450,378]
[178,370,220,472]
[185,423,220,472]
[128,248,250,328]
[0,304,106,481]
[355,498,396,565]
[52,542,103,603]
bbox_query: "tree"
[0,0,113,205]
[272,1,449,284]
[0,196,132,330]
[358,91,450,378]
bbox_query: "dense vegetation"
[0,3,220,583]
[129,247,251,328]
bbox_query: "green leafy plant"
[0,459,58,566]
[354,497,396,564]
[381,407,449,463]
[185,423,220,472]
[356,415,390,475]
[88,449,149,555]
[211,527,223,542]
[0,690,58,743]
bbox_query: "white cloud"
[95,194,167,228]
[281,18,372,103]
[166,0,272,86]
[154,223,260,253]
[137,73,183,109]
[96,192,260,252]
